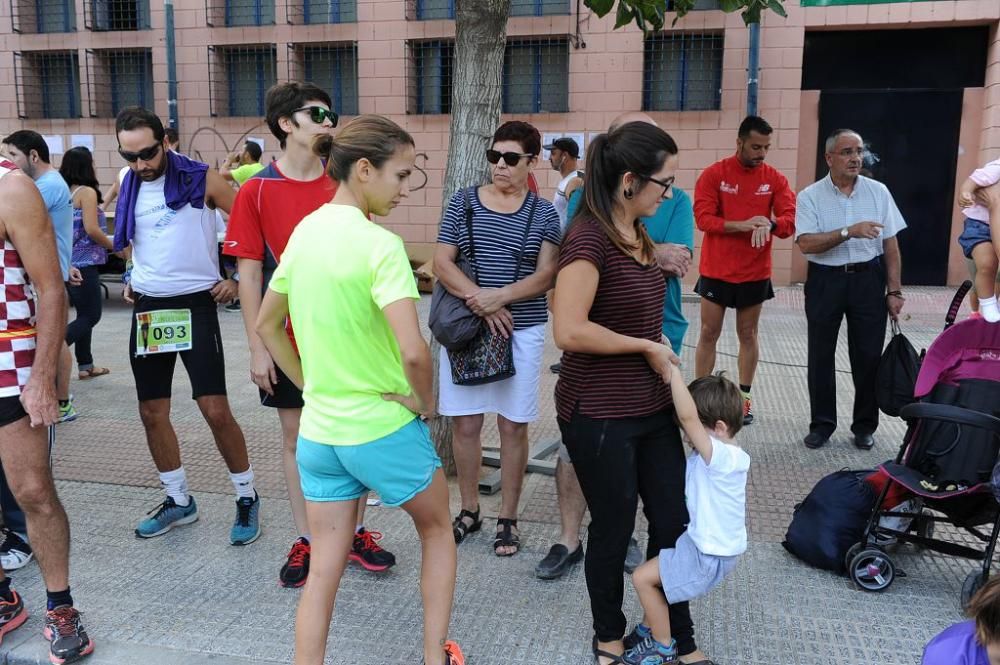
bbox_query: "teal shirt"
[565,187,694,353]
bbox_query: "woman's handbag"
[447,194,538,386]
[429,189,482,352]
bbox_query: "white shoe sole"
[0,551,33,571]
[135,512,199,539]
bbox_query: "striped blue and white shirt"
[437,187,561,329]
[795,174,907,266]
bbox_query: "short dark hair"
[59,147,103,205]
[738,115,773,139]
[687,372,744,437]
[492,121,541,157]
[115,106,165,143]
[243,141,262,162]
[265,82,333,150]
[164,127,179,146]
[969,576,1000,647]
[2,130,50,163]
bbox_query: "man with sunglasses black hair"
[225,82,397,587]
[111,106,262,547]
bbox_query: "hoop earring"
[623,189,633,200]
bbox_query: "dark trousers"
[805,261,888,437]
[66,265,104,369]
[559,408,695,654]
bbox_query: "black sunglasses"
[636,174,674,197]
[486,150,532,167]
[295,106,338,127]
[118,143,162,163]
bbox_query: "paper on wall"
[70,134,95,153]
[42,135,64,156]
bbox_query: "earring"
[623,189,633,200]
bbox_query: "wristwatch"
[840,227,849,239]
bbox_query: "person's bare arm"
[101,179,119,212]
[883,236,904,321]
[380,298,435,419]
[433,242,479,298]
[669,365,714,464]
[466,240,558,314]
[205,169,236,214]
[256,289,303,390]
[0,174,65,427]
[77,188,114,251]
[237,258,277,394]
[796,221,883,255]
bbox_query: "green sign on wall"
[801,0,935,5]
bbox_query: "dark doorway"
[817,90,963,286]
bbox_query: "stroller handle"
[900,402,1000,436]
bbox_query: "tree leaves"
[584,0,787,31]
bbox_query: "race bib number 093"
[135,309,193,355]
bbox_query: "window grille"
[643,33,723,112]
[666,0,721,10]
[406,39,454,114]
[208,45,277,117]
[503,38,569,114]
[206,0,274,26]
[407,0,567,19]
[287,43,359,116]
[85,49,153,117]
[13,50,81,118]
[84,0,150,30]
[285,0,354,23]
[10,0,76,33]
[509,0,569,16]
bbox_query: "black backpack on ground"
[782,469,876,574]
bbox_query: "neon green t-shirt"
[269,204,420,445]
[231,162,265,185]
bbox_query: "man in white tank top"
[544,137,583,230]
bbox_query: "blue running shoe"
[623,624,652,651]
[622,636,677,665]
[230,493,261,546]
[135,496,198,539]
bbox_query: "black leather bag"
[429,188,482,352]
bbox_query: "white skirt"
[438,324,545,423]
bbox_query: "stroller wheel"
[961,570,986,609]
[849,548,896,592]
[844,543,864,572]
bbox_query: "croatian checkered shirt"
[0,160,38,397]
[794,174,907,266]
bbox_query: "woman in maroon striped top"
[552,122,697,665]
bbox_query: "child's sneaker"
[623,623,651,651]
[622,636,677,665]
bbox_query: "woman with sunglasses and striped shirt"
[433,121,561,558]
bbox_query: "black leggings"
[66,265,103,369]
[560,407,695,654]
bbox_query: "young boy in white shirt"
[623,369,750,665]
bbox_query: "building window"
[288,44,359,116]
[14,51,81,118]
[411,0,452,20]
[503,38,568,114]
[643,33,723,112]
[85,0,151,30]
[86,49,153,117]
[408,40,454,114]
[666,0,721,9]
[210,45,277,117]
[11,0,76,33]
[411,0,567,18]
[206,0,274,26]
[292,0,356,23]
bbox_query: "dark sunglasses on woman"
[486,149,532,167]
[118,143,162,163]
[295,106,339,127]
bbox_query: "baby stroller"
[847,283,1000,607]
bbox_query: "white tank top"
[553,170,583,229]
[129,174,221,297]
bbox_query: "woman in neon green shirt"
[256,115,464,665]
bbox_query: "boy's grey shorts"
[658,531,739,604]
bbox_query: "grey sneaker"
[135,496,199,538]
[624,536,644,574]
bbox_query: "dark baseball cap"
[543,137,580,158]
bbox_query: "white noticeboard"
[70,134,95,153]
[42,135,64,156]
[541,132,587,161]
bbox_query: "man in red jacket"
[693,115,795,424]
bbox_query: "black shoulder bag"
[428,188,482,351]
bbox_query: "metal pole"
[165,0,179,129]
[747,21,760,116]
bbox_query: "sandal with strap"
[592,636,625,664]
[493,518,520,557]
[452,507,481,545]
[78,367,110,380]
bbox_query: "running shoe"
[622,635,678,665]
[623,624,652,651]
[279,537,310,588]
[0,527,33,571]
[224,300,241,313]
[58,398,77,424]
[742,394,754,426]
[43,606,94,664]
[349,528,396,572]
[443,640,465,665]
[230,493,261,546]
[0,589,27,646]
[135,496,199,538]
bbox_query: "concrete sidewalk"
[1,284,987,664]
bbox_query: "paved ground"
[1,282,991,664]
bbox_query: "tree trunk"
[429,0,510,476]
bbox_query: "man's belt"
[810,258,880,274]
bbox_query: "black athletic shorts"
[694,276,775,309]
[0,396,27,428]
[260,363,304,410]
[129,289,228,402]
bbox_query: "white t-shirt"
[685,436,750,557]
[129,175,222,297]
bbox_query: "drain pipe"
[165,0,179,130]
[746,21,760,116]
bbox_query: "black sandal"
[493,518,520,557]
[452,507,482,544]
[592,636,624,664]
